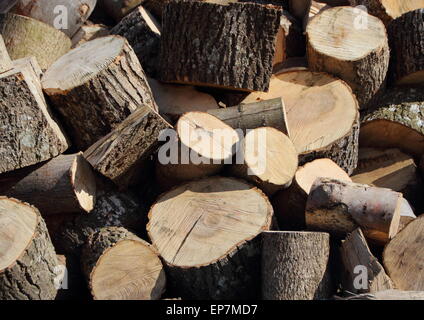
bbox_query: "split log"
[229,127,298,196]
[289,0,311,20]
[0,61,68,174]
[349,0,424,25]
[383,215,424,291]
[100,0,143,21]
[110,5,161,77]
[0,35,12,73]
[0,197,59,300]
[360,87,424,158]
[81,227,166,300]
[306,178,402,244]
[388,9,424,86]
[306,6,390,108]
[149,78,219,124]
[9,0,97,38]
[147,176,274,300]
[237,71,360,174]
[352,148,424,212]
[1,153,96,216]
[261,231,333,300]
[58,189,147,257]
[273,158,351,230]
[339,289,424,300]
[84,106,171,189]
[398,198,416,232]
[159,1,282,92]
[155,112,239,191]
[207,98,290,136]
[340,228,393,294]
[71,23,109,48]
[0,13,71,70]
[42,35,158,150]
[12,56,43,80]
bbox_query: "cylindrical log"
[81,227,166,300]
[0,13,71,70]
[273,158,351,230]
[306,178,402,244]
[261,231,333,300]
[0,197,59,300]
[2,153,96,216]
[159,1,282,92]
[306,6,390,108]
[10,0,97,38]
[147,176,274,300]
[387,9,424,86]
[207,98,290,136]
[229,127,298,196]
[360,87,424,158]
[236,71,360,174]
[110,5,161,77]
[42,35,158,150]
[0,35,12,73]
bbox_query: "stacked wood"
[0,153,96,216]
[306,6,390,108]
[42,35,158,150]
[261,231,333,300]
[0,59,69,174]
[387,9,424,86]
[236,71,360,174]
[155,112,239,191]
[273,158,352,230]
[383,215,424,291]
[71,23,109,48]
[229,127,298,196]
[110,5,161,77]
[0,197,59,300]
[0,13,71,69]
[149,78,219,124]
[159,1,282,91]
[306,178,402,244]
[349,0,424,26]
[147,177,273,300]
[8,0,97,38]
[340,228,393,294]
[360,87,424,158]
[81,227,166,300]
[352,148,424,212]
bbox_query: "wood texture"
[0,35,12,73]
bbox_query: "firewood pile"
[0,0,423,301]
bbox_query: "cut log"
[147,176,273,299]
[81,226,166,300]
[149,78,219,124]
[352,148,424,212]
[207,98,290,136]
[12,56,42,80]
[0,35,12,73]
[0,197,59,300]
[360,87,424,158]
[349,0,424,25]
[340,228,393,294]
[289,0,311,20]
[261,231,332,300]
[58,189,147,257]
[0,13,71,70]
[306,178,402,244]
[9,0,97,38]
[229,127,298,196]
[273,158,351,230]
[388,9,424,86]
[383,215,424,291]
[110,5,161,77]
[71,23,109,48]
[398,198,416,232]
[100,0,143,21]
[155,112,239,191]
[42,35,158,150]
[306,6,390,108]
[159,1,282,92]
[237,71,360,174]
[0,61,68,174]
[84,106,171,189]
[304,1,331,29]
[1,153,96,216]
